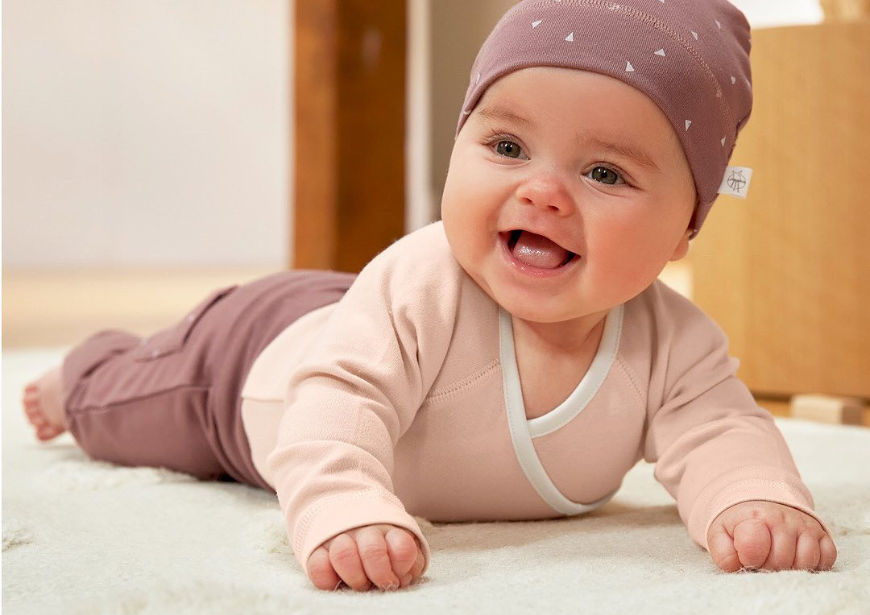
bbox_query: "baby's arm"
[707,501,836,571]
[640,284,836,568]
[307,524,426,591]
[266,225,460,590]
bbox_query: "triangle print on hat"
[625,61,635,72]
[565,32,574,42]
[532,20,542,28]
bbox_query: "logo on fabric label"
[718,166,753,198]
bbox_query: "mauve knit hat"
[456,0,753,237]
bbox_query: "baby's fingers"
[384,527,420,581]
[328,533,372,591]
[707,523,741,572]
[818,534,837,571]
[307,546,342,591]
[410,543,426,580]
[762,525,797,570]
[355,526,402,590]
[399,539,427,588]
[732,518,771,570]
[793,532,821,570]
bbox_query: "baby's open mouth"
[503,230,577,269]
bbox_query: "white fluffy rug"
[3,348,869,615]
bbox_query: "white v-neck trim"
[527,305,624,437]
[498,305,624,515]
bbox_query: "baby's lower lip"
[498,232,580,279]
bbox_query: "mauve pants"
[61,270,355,492]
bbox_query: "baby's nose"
[515,173,576,215]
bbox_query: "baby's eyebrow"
[579,134,660,172]
[475,105,659,172]
[476,105,536,130]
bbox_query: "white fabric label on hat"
[718,166,753,198]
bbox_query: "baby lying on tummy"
[24,0,837,592]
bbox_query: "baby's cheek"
[589,240,660,299]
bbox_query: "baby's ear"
[668,228,692,262]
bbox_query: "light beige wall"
[2,0,291,269]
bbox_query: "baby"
[24,0,837,592]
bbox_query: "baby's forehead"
[475,67,662,113]
[469,68,681,149]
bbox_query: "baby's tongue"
[510,231,569,269]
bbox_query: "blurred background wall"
[2,0,291,269]
[2,0,827,271]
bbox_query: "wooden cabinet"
[691,22,870,399]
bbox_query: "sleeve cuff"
[292,490,432,575]
[690,475,831,551]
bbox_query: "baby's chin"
[490,290,599,326]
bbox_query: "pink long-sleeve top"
[240,221,820,574]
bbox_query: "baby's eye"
[494,140,524,159]
[587,166,624,185]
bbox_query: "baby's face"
[441,67,696,325]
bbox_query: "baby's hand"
[707,501,836,572]
[306,524,425,591]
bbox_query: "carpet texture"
[3,348,869,615]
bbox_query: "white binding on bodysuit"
[499,304,624,515]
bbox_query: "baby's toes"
[36,423,64,441]
[22,389,46,424]
[22,380,65,441]
[22,383,40,409]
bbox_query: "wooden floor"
[4,262,866,426]
[2,266,276,349]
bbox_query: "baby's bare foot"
[22,367,66,441]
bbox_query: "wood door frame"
[292,0,407,273]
